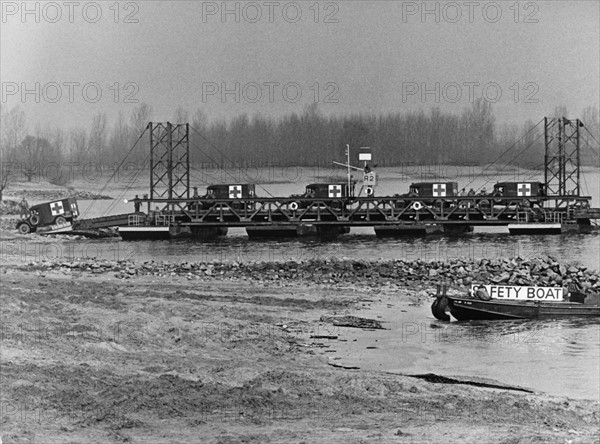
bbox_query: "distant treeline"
[1,100,599,181]
[189,101,599,169]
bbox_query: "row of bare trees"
[0,103,153,199]
[1,101,599,200]
[190,101,599,169]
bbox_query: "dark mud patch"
[405,373,534,393]
[320,315,385,330]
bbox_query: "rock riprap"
[19,256,600,291]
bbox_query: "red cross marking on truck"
[329,185,342,198]
[517,183,531,196]
[433,183,446,197]
[50,201,64,215]
[229,186,242,198]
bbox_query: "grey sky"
[1,1,599,129]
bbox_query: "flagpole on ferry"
[346,144,351,196]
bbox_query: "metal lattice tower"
[149,122,190,209]
[544,117,582,198]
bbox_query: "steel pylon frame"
[544,117,581,200]
[149,122,190,210]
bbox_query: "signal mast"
[333,145,376,197]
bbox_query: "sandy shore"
[1,262,599,444]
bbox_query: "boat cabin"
[493,182,546,197]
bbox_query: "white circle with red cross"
[432,183,446,197]
[328,185,342,198]
[228,185,243,199]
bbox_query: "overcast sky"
[1,1,599,130]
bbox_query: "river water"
[4,165,599,400]
[333,303,600,401]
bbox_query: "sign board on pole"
[363,172,376,186]
[470,285,564,301]
[359,147,371,162]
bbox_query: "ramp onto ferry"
[38,213,138,236]
[73,213,139,230]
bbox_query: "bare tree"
[88,112,108,164]
[173,106,189,124]
[0,105,11,200]
[109,111,131,159]
[465,99,496,163]
[44,127,70,185]
[1,106,27,155]
[191,108,207,130]
[130,103,152,136]
[0,161,10,201]
[15,131,53,182]
[190,108,208,165]
[553,105,569,119]
[0,106,27,198]
[129,103,152,164]
[47,127,65,162]
[581,105,600,166]
[69,128,87,162]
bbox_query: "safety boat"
[431,284,600,321]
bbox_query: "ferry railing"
[516,211,529,223]
[128,214,144,226]
[544,211,564,224]
[154,214,174,226]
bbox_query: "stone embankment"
[18,256,600,290]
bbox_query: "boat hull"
[448,297,600,321]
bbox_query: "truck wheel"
[18,222,31,234]
[55,216,67,225]
[30,214,40,226]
